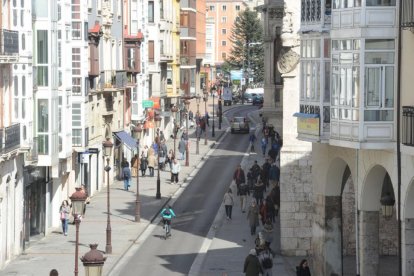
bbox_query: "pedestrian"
[258,246,274,276]
[80,185,90,215]
[178,137,186,160]
[189,110,194,121]
[233,164,246,189]
[249,132,257,152]
[122,164,131,191]
[49,269,59,276]
[243,249,262,276]
[250,161,261,184]
[205,112,210,126]
[147,150,156,177]
[237,182,250,213]
[269,183,280,216]
[159,141,168,170]
[261,137,268,157]
[170,157,181,183]
[142,145,149,158]
[261,219,274,249]
[59,200,70,235]
[223,188,234,220]
[261,159,271,188]
[140,151,148,176]
[265,195,276,222]
[131,154,139,177]
[166,149,174,170]
[268,162,280,188]
[253,179,265,206]
[160,130,166,142]
[247,200,260,235]
[296,259,311,276]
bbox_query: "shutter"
[149,40,154,62]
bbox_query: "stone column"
[404,218,414,275]
[312,195,342,276]
[360,210,379,276]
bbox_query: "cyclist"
[160,205,176,237]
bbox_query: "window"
[21,33,25,50]
[209,5,214,11]
[167,66,173,85]
[35,0,48,17]
[364,39,395,121]
[301,0,321,22]
[13,10,17,26]
[126,48,136,70]
[221,52,226,59]
[206,41,212,48]
[38,99,49,154]
[222,5,227,11]
[366,0,395,6]
[37,30,49,86]
[20,10,24,26]
[221,17,227,23]
[148,1,154,23]
[160,40,164,55]
[160,0,164,19]
[222,29,227,35]
[148,40,155,62]
[13,76,19,119]
[72,0,81,39]
[72,103,82,146]
[222,40,227,46]
[72,48,81,95]
[236,5,240,11]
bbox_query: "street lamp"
[154,115,162,199]
[380,192,395,219]
[70,188,87,276]
[171,106,178,156]
[81,244,107,276]
[132,125,142,222]
[195,96,201,155]
[211,86,216,137]
[102,138,113,254]
[203,89,208,145]
[184,99,190,166]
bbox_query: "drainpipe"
[355,149,360,276]
[396,0,403,275]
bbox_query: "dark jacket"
[233,168,246,185]
[243,254,262,276]
[178,140,186,153]
[269,165,280,181]
[238,183,250,196]
[296,266,311,276]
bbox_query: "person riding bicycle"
[160,205,176,236]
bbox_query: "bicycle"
[163,218,172,240]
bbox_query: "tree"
[224,8,264,84]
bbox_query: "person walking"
[238,182,250,213]
[243,249,262,276]
[250,161,261,184]
[247,201,260,235]
[131,154,139,177]
[59,200,70,235]
[122,165,131,191]
[233,164,246,189]
[159,141,168,170]
[253,179,265,206]
[166,149,174,171]
[249,132,257,152]
[223,188,234,220]
[140,151,148,176]
[258,246,274,276]
[178,137,186,160]
[296,259,312,276]
[170,158,181,184]
[261,136,268,157]
[270,183,280,216]
[147,150,156,177]
[261,219,274,249]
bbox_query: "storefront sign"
[142,100,154,108]
[297,117,320,136]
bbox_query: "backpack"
[262,255,273,269]
[163,209,171,216]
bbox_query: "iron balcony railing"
[0,29,19,55]
[1,123,20,154]
[98,70,128,90]
[403,106,414,146]
[401,0,414,28]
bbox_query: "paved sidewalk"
[193,110,302,276]
[0,101,228,276]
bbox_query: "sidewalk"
[192,110,302,276]
[0,105,229,276]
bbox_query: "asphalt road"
[116,105,259,276]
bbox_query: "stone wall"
[379,209,398,255]
[342,176,356,256]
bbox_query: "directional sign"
[142,100,154,108]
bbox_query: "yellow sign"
[297,117,320,136]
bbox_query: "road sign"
[142,100,154,108]
[241,78,246,86]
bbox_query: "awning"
[113,131,137,149]
[293,113,319,118]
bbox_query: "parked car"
[231,117,250,134]
[244,93,254,103]
[252,95,264,105]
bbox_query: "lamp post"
[184,99,190,166]
[81,244,107,276]
[171,106,178,156]
[218,84,223,130]
[154,115,162,199]
[70,188,87,276]
[211,86,216,137]
[195,96,201,155]
[102,139,113,254]
[203,89,208,145]
[132,125,142,222]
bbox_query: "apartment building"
[293,0,412,274]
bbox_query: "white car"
[231,117,250,134]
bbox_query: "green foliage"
[224,8,264,83]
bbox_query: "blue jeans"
[124,178,130,190]
[61,219,68,234]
